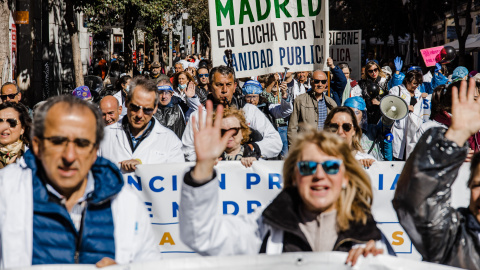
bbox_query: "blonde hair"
[213,107,251,144]
[362,61,386,80]
[283,128,373,231]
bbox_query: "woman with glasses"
[214,107,260,167]
[388,70,425,161]
[324,107,376,168]
[179,102,394,266]
[0,102,31,168]
[358,61,390,124]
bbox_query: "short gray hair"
[126,76,159,106]
[33,95,105,144]
[209,65,236,83]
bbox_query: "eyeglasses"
[221,127,241,137]
[367,68,379,74]
[129,103,155,115]
[0,92,19,101]
[0,118,18,128]
[41,136,96,154]
[328,123,353,132]
[198,74,209,78]
[313,79,328,85]
[297,160,343,176]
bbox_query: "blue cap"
[172,50,176,53]
[344,96,366,111]
[72,86,91,100]
[242,80,263,95]
[157,85,174,92]
[452,66,468,81]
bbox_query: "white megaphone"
[380,95,409,127]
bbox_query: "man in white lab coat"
[99,77,184,173]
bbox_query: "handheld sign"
[420,46,443,67]
[209,0,329,78]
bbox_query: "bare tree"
[452,0,473,67]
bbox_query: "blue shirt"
[130,121,152,148]
[317,96,328,130]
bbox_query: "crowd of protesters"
[1,49,480,270]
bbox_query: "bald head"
[100,95,122,126]
[311,70,328,98]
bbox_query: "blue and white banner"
[129,161,470,260]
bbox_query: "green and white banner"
[209,0,329,78]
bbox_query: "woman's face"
[406,80,419,92]
[221,116,243,150]
[367,65,379,79]
[329,112,355,148]
[122,79,131,90]
[0,108,23,146]
[178,74,189,86]
[295,142,348,213]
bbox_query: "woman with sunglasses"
[0,102,31,169]
[179,101,394,266]
[358,61,390,124]
[214,107,260,167]
[324,107,376,168]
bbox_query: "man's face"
[296,71,309,83]
[211,72,236,106]
[127,87,158,131]
[100,99,122,126]
[159,91,173,106]
[32,103,98,196]
[175,64,184,73]
[152,67,161,75]
[1,84,21,103]
[311,71,328,95]
[197,68,209,85]
[342,68,351,80]
[470,170,480,222]
[245,94,260,106]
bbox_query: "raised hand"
[394,57,403,72]
[185,81,196,98]
[191,101,237,183]
[445,78,480,146]
[327,57,335,69]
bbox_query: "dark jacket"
[359,77,389,124]
[329,66,348,106]
[154,97,187,139]
[27,150,124,264]
[393,127,480,269]
[260,187,395,254]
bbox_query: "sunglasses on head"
[313,79,328,85]
[221,127,240,137]
[297,160,343,176]
[367,68,379,74]
[0,118,17,128]
[128,103,155,115]
[328,123,353,132]
[198,74,209,78]
[0,92,19,101]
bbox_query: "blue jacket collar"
[24,150,124,205]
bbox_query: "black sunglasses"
[198,74,209,78]
[328,123,353,132]
[313,79,328,85]
[368,68,379,74]
[297,160,343,176]
[0,92,19,100]
[129,103,155,115]
[221,127,240,137]
[0,118,18,128]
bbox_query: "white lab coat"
[113,91,127,119]
[98,118,185,172]
[181,103,282,161]
[389,85,422,160]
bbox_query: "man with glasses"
[288,70,337,147]
[153,80,188,139]
[197,67,210,94]
[99,77,184,173]
[0,82,21,103]
[0,95,161,267]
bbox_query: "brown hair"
[324,107,363,152]
[173,71,197,89]
[213,107,251,144]
[283,128,373,231]
[362,61,386,80]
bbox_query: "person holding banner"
[326,57,348,106]
[182,65,282,161]
[179,101,394,266]
[393,78,480,269]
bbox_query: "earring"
[342,183,347,189]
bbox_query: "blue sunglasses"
[297,160,343,176]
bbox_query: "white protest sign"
[329,30,362,81]
[129,161,470,261]
[13,252,461,270]
[209,0,329,78]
